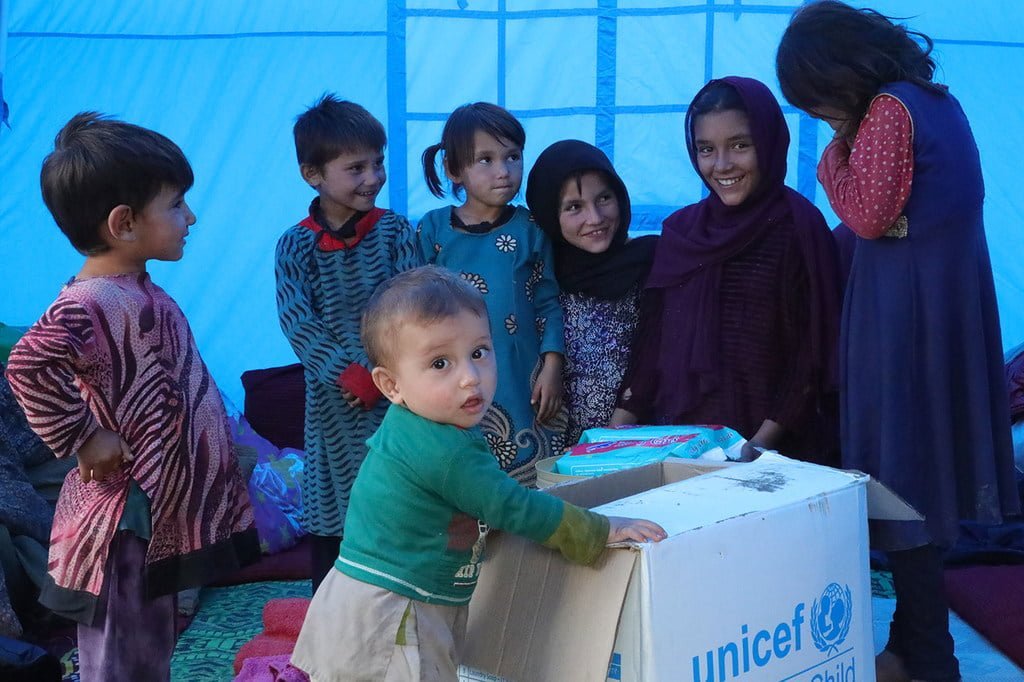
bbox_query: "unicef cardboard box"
[459,453,919,682]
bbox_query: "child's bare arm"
[608,407,637,427]
[606,516,667,544]
[77,427,133,483]
[531,352,564,424]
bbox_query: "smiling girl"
[526,140,657,444]
[610,77,843,466]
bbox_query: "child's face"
[447,131,523,211]
[304,147,386,222]
[692,109,761,207]
[375,309,497,429]
[558,171,620,254]
[130,185,196,262]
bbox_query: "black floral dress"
[561,283,642,445]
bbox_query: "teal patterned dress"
[418,206,566,485]
[276,207,422,536]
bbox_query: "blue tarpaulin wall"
[2,0,1022,403]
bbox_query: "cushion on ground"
[233,635,298,675]
[172,581,308,681]
[232,598,310,674]
[233,653,308,682]
[211,537,311,587]
[241,365,306,451]
[261,599,309,639]
[944,565,1024,668]
[248,448,306,555]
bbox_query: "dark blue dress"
[841,82,1019,549]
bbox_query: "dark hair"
[688,80,747,120]
[776,1,943,124]
[361,265,490,368]
[422,102,525,198]
[557,169,615,205]
[293,94,387,169]
[39,112,194,255]
[686,80,750,157]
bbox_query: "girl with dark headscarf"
[526,141,657,444]
[610,76,843,465]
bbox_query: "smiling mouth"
[580,227,609,238]
[356,189,379,198]
[715,176,744,187]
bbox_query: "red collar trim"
[299,207,387,251]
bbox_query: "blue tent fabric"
[1,0,1022,404]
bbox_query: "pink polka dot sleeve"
[816,95,914,239]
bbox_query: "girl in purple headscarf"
[610,76,842,466]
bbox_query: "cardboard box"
[460,454,918,682]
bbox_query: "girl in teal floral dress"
[419,102,565,485]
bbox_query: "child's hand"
[608,408,637,427]
[341,389,364,409]
[606,516,667,544]
[740,418,784,462]
[531,352,564,425]
[78,427,133,483]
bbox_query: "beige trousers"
[291,569,468,682]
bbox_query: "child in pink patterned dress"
[5,113,258,681]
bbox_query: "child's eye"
[350,165,364,174]
[507,153,522,163]
[431,358,450,370]
[561,202,581,213]
[597,192,613,204]
[472,347,490,360]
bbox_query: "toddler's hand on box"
[78,427,133,483]
[607,516,667,544]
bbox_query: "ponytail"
[422,143,447,199]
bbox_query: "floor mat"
[872,596,1024,679]
[59,648,78,682]
[170,581,308,682]
[871,569,895,599]
[45,570,932,681]
[944,564,1024,670]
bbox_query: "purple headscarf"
[644,76,841,418]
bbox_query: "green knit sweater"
[336,404,609,605]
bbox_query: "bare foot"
[875,649,910,682]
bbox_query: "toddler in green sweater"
[290,265,665,681]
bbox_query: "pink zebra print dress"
[5,272,256,610]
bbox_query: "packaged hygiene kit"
[554,424,746,476]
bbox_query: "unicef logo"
[810,583,852,653]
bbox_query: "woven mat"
[871,569,895,599]
[56,573,895,681]
[58,580,307,682]
[170,580,308,681]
